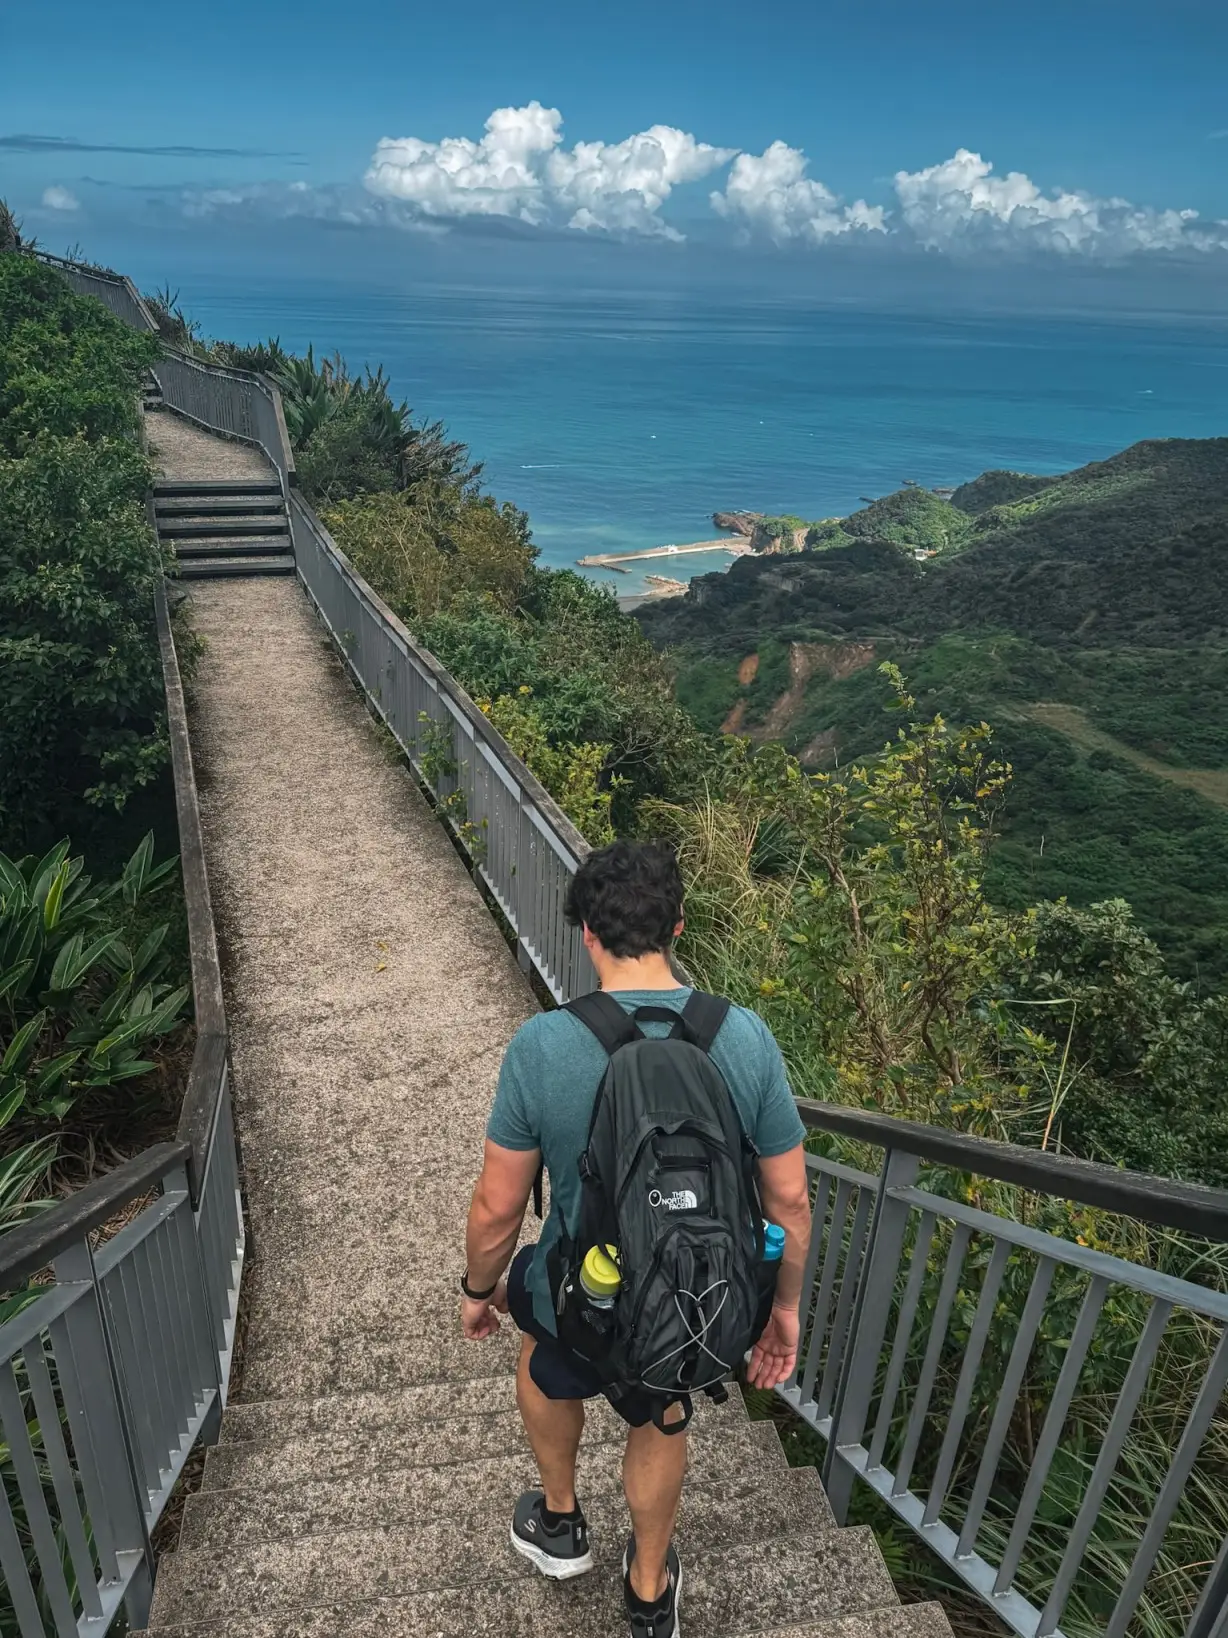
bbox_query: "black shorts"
[506,1244,657,1428]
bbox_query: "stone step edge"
[195,1415,782,1500]
[180,1457,831,1554]
[220,1377,750,1441]
[145,1524,890,1635]
[161,1467,828,1579]
[737,1610,954,1638]
[199,1413,784,1496]
[136,1596,928,1638]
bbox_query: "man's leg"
[622,1413,688,1602]
[516,1334,585,1512]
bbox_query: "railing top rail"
[155,580,228,1199]
[33,248,160,333]
[799,1099,1228,1240]
[33,248,124,280]
[0,1141,191,1289]
[292,494,591,864]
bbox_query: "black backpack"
[544,990,777,1432]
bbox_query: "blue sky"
[4,0,1227,267]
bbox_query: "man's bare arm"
[748,1142,811,1389]
[756,1143,811,1308]
[464,1138,541,1293]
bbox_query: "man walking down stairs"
[135,410,954,1637]
[462,841,817,1638]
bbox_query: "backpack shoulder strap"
[563,991,642,1056]
[679,990,732,1056]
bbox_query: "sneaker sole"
[621,1546,683,1637]
[510,1521,595,1580]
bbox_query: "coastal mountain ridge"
[639,436,1228,981]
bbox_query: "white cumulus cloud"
[712,141,886,244]
[42,185,79,212]
[893,149,1227,257]
[365,103,734,237]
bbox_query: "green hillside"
[641,437,1228,982]
[807,486,974,553]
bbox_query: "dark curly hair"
[563,841,684,959]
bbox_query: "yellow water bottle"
[579,1244,621,1310]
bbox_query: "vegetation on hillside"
[950,468,1059,513]
[644,437,1228,980]
[807,486,973,554]
[0,253,170,853]
[0,240,192,1203]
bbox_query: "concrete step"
[153,478,283,496]
[202,1407,781,1495]
[156,496,285,515]
[147,1520,894,1634]
[221,1372,745,1446]
[743,1610,953,1638]
[140,1601,952,1638]
[161,516,289,539]
[184,1421,801,1551]
[235,1301,523,1402]
[177,555,296,579]
[174,543,294,563]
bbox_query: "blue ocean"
[145,262,1228,598]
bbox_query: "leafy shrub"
[480,690,616,844]
[0,434,170,848]
[0,834,188,1162]
[0,256,157,452]
[421,571,707,830]
[323,483,536,618]
[0,254,170,850]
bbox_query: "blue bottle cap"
[764,1222,786,1261]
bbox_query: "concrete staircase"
[139,1374,953,1638]
[153,477,295,579]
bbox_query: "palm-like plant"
[0,198,27,254]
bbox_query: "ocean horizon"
[125,258,1228,598]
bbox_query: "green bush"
[0,433,170,849]
[0,256,157,452]
[0,833,188,1177]
[0,253,171,851]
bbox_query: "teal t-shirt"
[486,987,806,1335]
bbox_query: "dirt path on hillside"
[1022,702,1228,811]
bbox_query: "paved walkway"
[147,410,273,482]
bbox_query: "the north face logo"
[649,1187,699,1212]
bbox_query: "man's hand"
[460,1279,508,1341]
[747,1303,800,1389]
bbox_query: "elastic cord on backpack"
[640,1278,734,1395]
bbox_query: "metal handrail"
[799,1100,1228,1239]
[33,249,160,333]
[787,1127,1228,1638]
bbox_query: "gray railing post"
[1188,1533,1228,1638]
[821,1146,920,1521]
[52,1238,156,1628]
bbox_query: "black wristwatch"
[460,1270,498,1301]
